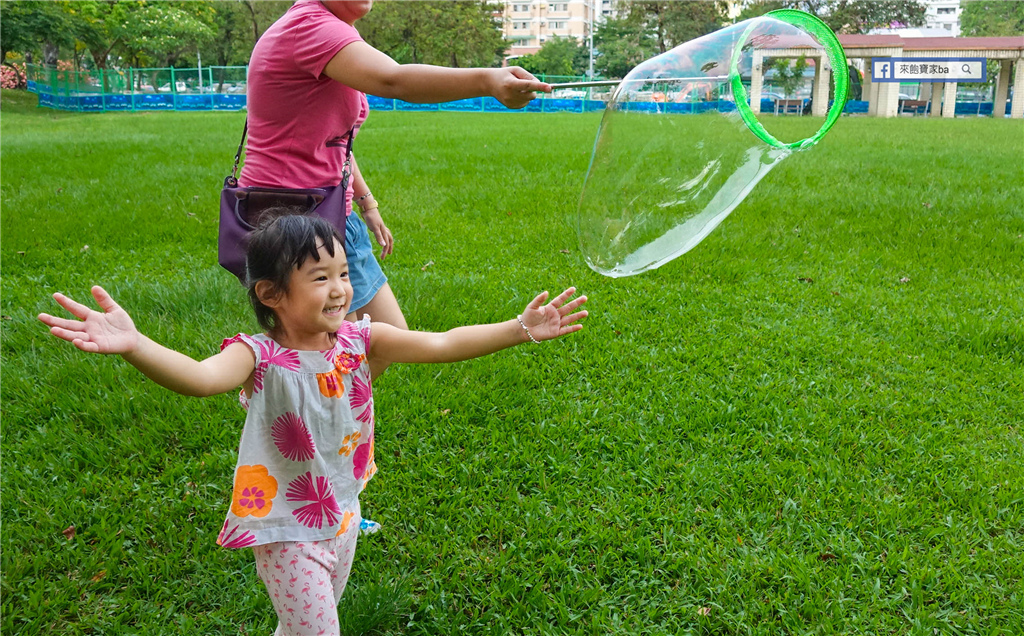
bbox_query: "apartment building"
[503,0,616,58]
[872,0,963,37]
[502,1,744,60]
[923,0,962,35]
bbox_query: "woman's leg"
[346,283,407,379]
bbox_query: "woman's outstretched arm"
[324,41,550,108]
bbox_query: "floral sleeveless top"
[215,317,376,549]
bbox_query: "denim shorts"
[344,212,387,313]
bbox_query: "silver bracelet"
[517,315,540,344]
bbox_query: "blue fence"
[36,89,247,112]
[365,95,607,113]
[27,63,1010,117]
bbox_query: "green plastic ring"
[729,9,849,150]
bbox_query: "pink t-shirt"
[240,0,368,214]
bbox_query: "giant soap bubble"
[577,10,849,277]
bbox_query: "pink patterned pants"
[252,518,360,636]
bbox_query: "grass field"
[2,88,1023,635]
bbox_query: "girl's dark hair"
[245,212,346,331]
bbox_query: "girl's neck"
[268,326,337,351]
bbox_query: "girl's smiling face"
[266,238,353,349]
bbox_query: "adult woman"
[241,0,550,378]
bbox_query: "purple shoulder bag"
[218,120,354,282]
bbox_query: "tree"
[591,2,727,79]
[593,15,658,78]
[62,1,134,70]
[959,0,1024,37]
[233,0,293,43]
[767,55,809,97]
[625,1,727,54]
[514,36,587,77]
[110,2,217,68]
[737,0,927,34]
[958,1,1023,86]
[358,2,507,68]
[0,1,77,67]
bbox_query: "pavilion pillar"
[866,57,879,116]
[993,60,1011,118]
[749,51,764,115]
[876,80,899,118]
[942,81,957,118]
[861,58,873,112]
[930,82,944,117]
[1011,59,1024,119]
[811,55,830,116]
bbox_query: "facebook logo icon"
[873,60,892,80]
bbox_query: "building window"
[549,3,568,12]
[550,20,566,29]
[513,3,531,12]
[944,23,953,30]
[513,21,530,30]
[937,7,956,14]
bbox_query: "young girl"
[37,214,587,636]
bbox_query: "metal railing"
[26,65,612,113]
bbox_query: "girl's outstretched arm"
[369,287,587,366]
[38,286,256,398]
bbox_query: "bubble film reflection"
[577,10,848,277]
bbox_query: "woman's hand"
[519,287,588,342]
[360,208,394,259]
[489,67,551,109]
[38,286,140,354]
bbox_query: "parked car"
[156,81,188,93]
[552,89,587,99]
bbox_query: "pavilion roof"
[901,36,1024,51]
[837,34,903,48]
[836,34,1024,51]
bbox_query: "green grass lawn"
[2,88,1022,635]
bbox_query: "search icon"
[962,63,972,73]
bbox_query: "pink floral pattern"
[352,435,373,480]
[217,519,258,548]
[261,340,301,369]
[271,412,316,461]
[349,375,373,425]
[253,341,301,392]
[324,332,354,361]
[286,472,342,530]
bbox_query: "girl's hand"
[38,286,140,354]
[519,287,588,342]
[490,67,551,109]
[361,208,394,260]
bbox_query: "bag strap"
[227,118,248,186]
[340,126,355,185]
[226,118,355,186]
